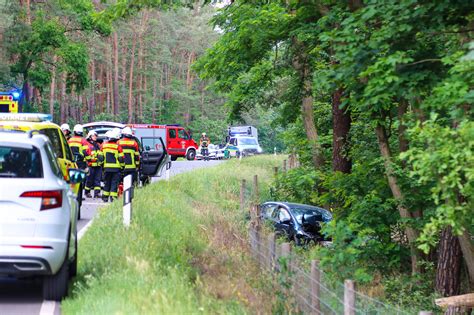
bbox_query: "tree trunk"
[436,227,462,297]
[375,123,420,274]
[332,88,351,173]
[112,32,120,117]
[292,50,324,169]
[458,230,474,287]
[186,51,195,90]
[49,55,57,117]
[127,31,137,124]
[152,75,157,123]
[60,73,67,123]
[89,59,96,121]
[34,88,42,112]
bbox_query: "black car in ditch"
[260,202,333,246]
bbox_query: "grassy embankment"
[62,155,283,314]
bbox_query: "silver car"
[0,131,85,300]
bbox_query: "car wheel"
[69,235,77,278]
[171,156,178,161]
[186,149,196,161]
[42,256,69,301]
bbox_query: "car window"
[44,142,63,179]
[0,146,43,178]
[141,137,164,153]
[39,128,64,159]
[278,208,291,222]
[60,131,73,161]
[178,129,188,140]
[262,204,277,219]
[168,129,176,139]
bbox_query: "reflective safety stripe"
[110,191,118,197]
[118,138,140,170]
[103,191,110,196]
[102,142,123,169]
[94,187,101,190]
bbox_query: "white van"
[226,136,263,157]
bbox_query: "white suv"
[0,130,85,300]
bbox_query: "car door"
[166,127,179,156]
[139,136,168,177]
[274,207,293,240]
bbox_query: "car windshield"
[238,138,257,145]
[0,146,43,178]
[291,207,332,224]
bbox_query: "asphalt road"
[0,159,225,315]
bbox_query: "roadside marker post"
[123,174,133,228]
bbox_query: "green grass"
[62,155,283,314]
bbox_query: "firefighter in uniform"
[85,130,103,199]
[101,128,124,202]
[61,123,72,141]
[200,132,211,161]
[68,124,90,169]
[117,127,140,185]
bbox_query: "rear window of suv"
[0,146,43,178]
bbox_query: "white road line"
[39,300,56,315]
[78,217,95,240]
[82,202,103,205]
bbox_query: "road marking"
[82,202,104,205]
[78,217,95,240]
[39,300,56,315]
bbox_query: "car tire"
[42,256,69,301]
[186,149,196,161]
[171,156,178,161]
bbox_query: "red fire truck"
[83,122,199,161]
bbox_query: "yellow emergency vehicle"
[0,113,84,218]
[0,91,20,113]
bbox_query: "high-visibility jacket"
[68,136,91,164]
[200,136,210,148]
[117,137,140,170]
[101,140,124,172]
[86,140,102,167]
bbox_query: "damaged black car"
[260,202,333,246]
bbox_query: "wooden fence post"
[344,279,356,315]
[274,166,278,177]
[283,159,287,172]
[311,260,321,314]
[240,179,246,212]
[253,174,259,203]
[268,233,276,271]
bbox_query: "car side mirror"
[68,168,87,184]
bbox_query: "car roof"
[263,201,329,212]
[83,121,125,128]
[0,120,61,131]
[0,130,49,147]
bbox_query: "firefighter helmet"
[121,127,133,137]
[60,123,70,132]
[73,124,83,136]
[86,130,97,140]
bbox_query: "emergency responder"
[199,132,211,161]
[101,128,124,202]
[61,123,72,140]
[118,127,140,185]
[68,124,90,169]
[85,130,103,198]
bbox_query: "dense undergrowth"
[62,155,282,314]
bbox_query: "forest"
[1,0,473,312]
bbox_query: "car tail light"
[20,190,63,210]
